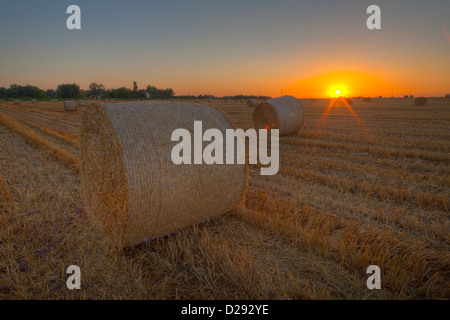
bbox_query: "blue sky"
[0,0,449,96]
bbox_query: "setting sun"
[328,84,348,97]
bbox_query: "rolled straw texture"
[81,101,248,247]
[252,95,304,135]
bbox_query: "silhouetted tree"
[56,83,81,99]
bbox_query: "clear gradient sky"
[0,0,449,97]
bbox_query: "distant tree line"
[0,82,176,100]
[0,84,45,99]
[0,82,270,100]
[229,95,271,100]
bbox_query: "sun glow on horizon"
[329,84,348,97]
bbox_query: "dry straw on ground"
[64,100,78,112]
[81,101,248,248]
[246,99,259,108]
[252,95,304,135]
[415,97,428,106]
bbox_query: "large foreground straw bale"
[252,95,304,135]
[246,99,259,108]
[415,97,428,106]
[64,100,78,111]
[81,101,248,248]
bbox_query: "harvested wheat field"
[0,98,449,300]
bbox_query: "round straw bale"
[81,101,248,248]
[64,100,78,111]
[14,100,20,105]
[252,95,304,135]
[414,97,427,106]
[246,99,259,108]
[32,99,37,103]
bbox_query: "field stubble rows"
[0,99,448,299]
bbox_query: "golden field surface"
[0,98,449,299]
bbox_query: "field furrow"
[0,112,80,172]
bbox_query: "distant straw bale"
[414,97,428,106]
[252,95,304,135]
[64,100,78,112]
[246,99,259,108]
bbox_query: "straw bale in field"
[414,97,428,106]
[81,101,248,247]
[14,100,20,105]
[246,99,259,108]
[64,100,78,111]
[252,95,304,135]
